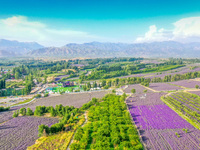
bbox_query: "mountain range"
[0,39,44,57]
[1,39,200,58]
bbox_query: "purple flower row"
[130,104,194,130]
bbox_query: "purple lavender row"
[130,104,194,130]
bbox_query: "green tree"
[101,80,106,87]
[93,81,97,88]
[15,72,20,79]
[13,110,19,118]
[19,107,26,116]
[26,108,33,116]
[131,88,136,94]
[38,124,50,137]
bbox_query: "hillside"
[28,41,200,58]
[0,39,44,57]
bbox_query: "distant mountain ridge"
[1,39,200,58]
[0,39,44,57]
[28,41,200,58]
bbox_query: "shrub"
[26,108,33,116]
[103,85,109,89]
[13,111,19,118]
[34,106,46,116]
[195,85,199,89]
[143,89,147,93]
[112,89,116,93]
[34,94,41,98]
[49,107,57,117]
[60,91,65,95]
[38,124,50,137]
[49,122,65,134]
[131,88,136,94]
[19,107,26,116]
[0,106,10,112]
[75,89,80,92]
[44,93,49,97]
[70,143,80,150]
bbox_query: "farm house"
[62,81,74,87]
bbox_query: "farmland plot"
[171,80,200,88]
[126,92,166,106]
[149,83,183,91]
[0,116,58,150]
[188,90,200,96]
[128,91,200,149]
[162,92,200,128]
[0,106,21,123]
[25,91,108,110]
[123,84,150,94]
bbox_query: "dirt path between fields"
[67,111,88,150]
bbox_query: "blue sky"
[0,0,200,46]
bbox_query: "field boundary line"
[167,83,187,89]
[125,95,147,150]
[67,111,88,150]
[10,98,36,108]
[140,84,158,92]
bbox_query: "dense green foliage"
[26,108,34,116]
[37,105,79,136]
[70,94,143,150]
[79,60,184,80]
[19,107,26,116]
[131,88,136,93]
[12,110,19,118]
[0,79,6,89]
[0,106,10,112]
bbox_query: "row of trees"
[0,79,6,89]
[81,70,200,91]
[80,62,184,80]
[0,106,10,112]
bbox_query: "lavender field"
[143,128,200,150]
[188,90,200,96]
[128,91,200,149]
[0,91,108,150]
[123,84,150,94]
[171,80,200,88]
[0,107,21,124]
[126,92,166,106]
[119,65,200,80]
[25,91,108,110]
[0,116,58,150]
[149,83,183,91]
[164,92,200,125]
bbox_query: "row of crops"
[127,89,200,149]
[162,92,200,129]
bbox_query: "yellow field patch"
[62,69,76,72]
[27,115,85,150]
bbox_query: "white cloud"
[135,17,200,43]
[136,25,173,43]
[0,16,102,46]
